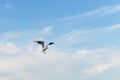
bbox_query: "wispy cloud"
[83,63,113,77]
[0,19,16,26]
[56,23,120,47]
[72,48,120,79]
[0,42,20,54]
[104,24,120,30]
[60,5,120,21]
[1,32,21,40]
[0,25,54,42]
[83,56,120,78]
[72,48,106,60]
[4,3,12,8]
[37,25,54,35]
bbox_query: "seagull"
[34,40,55,54]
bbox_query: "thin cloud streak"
[60,5,120,21]
[37,25,54,36]
[56,23,120,47]
[104,24,120,30]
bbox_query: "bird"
[34,40,55,54]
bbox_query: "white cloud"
[0,42,20,54]
[0,47,71,80]
[0,41,119,80]
[0,25,120,80]
[0,77,12,80]
[72,48,106,60]
[83,56,120,78]
[72,50,93,59]
[83,63,113,77]
[79,48,120,78]
[60,5,120,21]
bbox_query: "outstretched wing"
[48,42,55,45]
[46,42,55,47]
[34,41,45,48]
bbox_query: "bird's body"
[34,40,55,54]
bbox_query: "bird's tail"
[41,50,46,54]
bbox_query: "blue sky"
[0,0,120,80]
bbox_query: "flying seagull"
[34,40,55,54]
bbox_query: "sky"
[0,0,120,80]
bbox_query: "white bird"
[34,40,55,54]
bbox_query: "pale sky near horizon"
[0,0,120,80]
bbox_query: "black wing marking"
[48,42,55,45]
[34,41,45,48]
